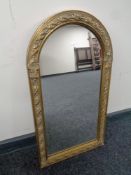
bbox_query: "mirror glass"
[40,25,102,155]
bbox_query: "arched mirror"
[27,10,113,168]
[40,25,102,154]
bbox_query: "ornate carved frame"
[27,10,113,168]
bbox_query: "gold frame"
[27,10,113,168]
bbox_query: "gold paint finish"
[27,10,113,168]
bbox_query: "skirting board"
[0,133,36,154]
[41,69,92,78]
[0,108,131,155]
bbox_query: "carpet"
[41,70,101,154]
[0,111,131,175]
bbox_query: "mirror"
[27,10,112,168]
[40,25,102,155]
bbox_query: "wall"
[0,0,131,141]
[40,25,90,75]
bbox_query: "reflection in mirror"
[40,25,102,155]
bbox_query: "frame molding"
[27,10,113,168]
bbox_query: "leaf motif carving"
[27,10,113,168]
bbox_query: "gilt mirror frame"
[27,10,113,168]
